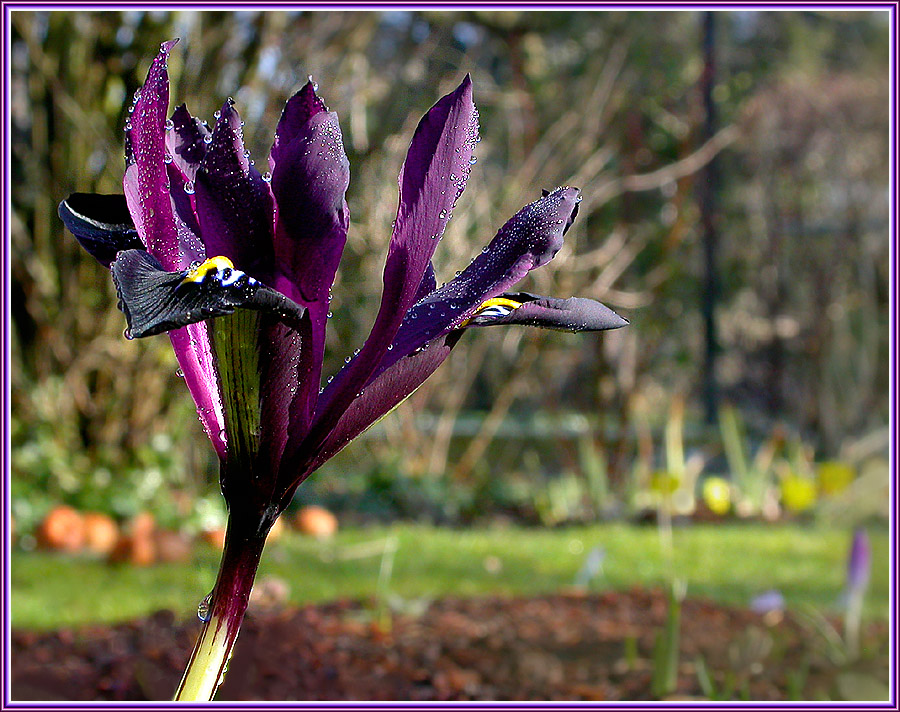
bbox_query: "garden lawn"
[11,522,890,630]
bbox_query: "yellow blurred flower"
[781,475,817,513]
[817,461,855,496]
[701,477,731,515]
[650,471,681,495]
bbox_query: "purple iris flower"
[60,40,627,698]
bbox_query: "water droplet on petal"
[184,181,195,194]
[214,110,221,119]
[164,152,173,164]
[469,156,477,165]
[262,171,272,182]
[165,118,174,131]
[203,134,213,144]
[344,356,352,363]
[326,310,333,318]
[387,344,393,351]
[175,367,184,378]
[439,210,447,219]
[123,328,134,340]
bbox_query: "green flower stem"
[174,514,268,701]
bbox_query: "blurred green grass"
[11,522,889,630]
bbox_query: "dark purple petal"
[194,100,276,281]
[58,193,144,268]
[268,81,351,434]
[299,76,478,461]
[166,163,206,267]
[466,293,628,332]
[299,331,463,480]
[110,250,306,339]
[123,39,183,271]
[166,104,210,182]
[383,187,582,369]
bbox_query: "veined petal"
[465,293,628,332]
[58,193,144,268]
[111,251,305,339]
[300,76,478,461]
[195,100,276,281]
[123,39,183,271]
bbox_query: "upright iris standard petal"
[269,82,351,434]
[123,39,182,271]
[296,76,479,470]
[194,100,276,282]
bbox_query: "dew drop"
[439,210,447,219]
[214,110,221,120]
[123,328,134,340]
[184,181,195,195]
[164,152,173,164]
[203,134,213,144]
[262,171,272,182]
[344,356,352,363]
[449,173,457,181]
[165,118,174,131]
[469,156,477,165]
[326,310,333,318]
[197,592,212,622]
[327,375,334,384]
[175,367,184,378]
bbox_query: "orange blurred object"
[293,505,338,538]
[201,527,227,550]
[37,505,85,552]
[82,512,120,555]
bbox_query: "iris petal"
[111,250,306,339]
[58,193,144,268]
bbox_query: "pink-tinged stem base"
[174,515,268,701]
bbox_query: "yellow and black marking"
[180,255,255,288]
[462,296,522,326]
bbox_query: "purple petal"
[166,103,210,182]
[170,323,227,460]
[194,100,276,281]
[268,81,351,433]
[300,331,463,480]
[300,76,478,458]
[123,39,183,271]
[384,187,582,368]
[466,293,628,332]
[847,527,872,594]
[58,193,144,268]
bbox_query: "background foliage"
[10,10,890,531]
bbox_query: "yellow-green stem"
[174,514,268,701]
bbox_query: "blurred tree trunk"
[699,11,720,423]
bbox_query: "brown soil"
[11,588,885,701]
